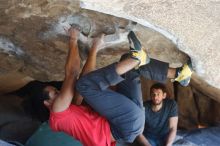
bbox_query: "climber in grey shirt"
[144,83,178,146]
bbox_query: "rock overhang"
[0,0,220,101]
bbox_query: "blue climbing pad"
[25,122,82,146]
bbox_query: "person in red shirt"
[42,26,117,146]
[40,25,192,146]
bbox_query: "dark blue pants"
[76,59,168,143]
[145,135,166,146]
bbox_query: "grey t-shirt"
[143,99,178,139]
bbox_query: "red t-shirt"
[49,105,116,146]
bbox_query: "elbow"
[65,70,79,78]
[169,127,177,135]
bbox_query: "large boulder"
[80,0,220,90]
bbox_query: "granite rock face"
[81,0,220,89]
[0,0,187,91]
[0,0,219,101]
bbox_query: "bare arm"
[72,42,97,105]
[73,34,104,105]
[165,117,178,146]
[52,28,80,112]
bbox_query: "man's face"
[45,86,60,99]
[43,86,60,107]
[150,88,166,105]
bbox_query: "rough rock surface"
[0,0,220,101]
[0,94,41,143]
[0,0,187,91]
[80,0,220,89]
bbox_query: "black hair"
[150,83,168,95]
[18,81,50,122]
[26,82,50,122]
[13,81,63,122]
[41,87,50,101]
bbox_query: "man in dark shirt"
[144,83,178,146]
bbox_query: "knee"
[76,75,99,94]
[76,76,89,94]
